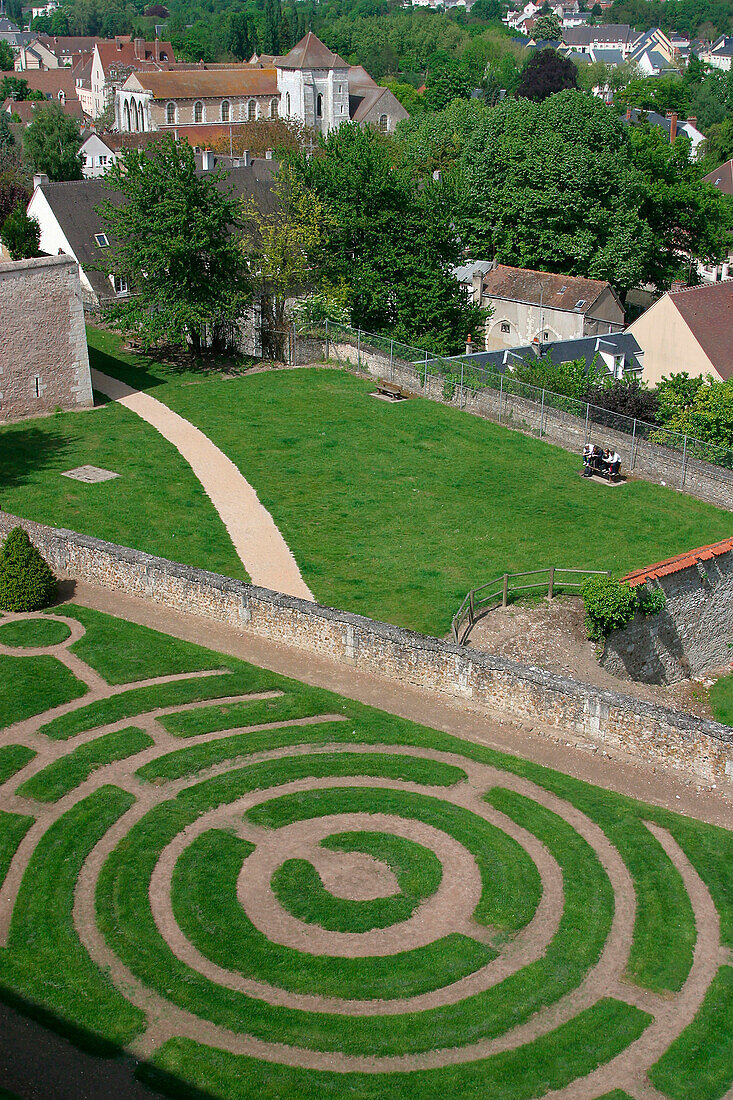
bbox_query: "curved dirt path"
[91,370,314,601]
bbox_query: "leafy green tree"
[0,75,31,101]
[511,352,604,398]
[531,13,562,39]
[690,77,726,130]
[423,58,473,111]
[397,96,488,176]
[701,116,733,167]
[225,11,252,60]
[455,90,731,297]
[1,203,40,259]
[286,123,484,353]
[613,76,690,116]
[516,48,578,101]
[0,40,15,71]
[98,136,249,355]
[656,375,733,447]
[379,79,423,114]
[0,527,56,612]
[470,0,502,20]
[22,104,82,181]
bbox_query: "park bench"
[375,378,410,400]
[583,455,622,483]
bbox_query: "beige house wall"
[627,296,720,386]
[483,286,624,351]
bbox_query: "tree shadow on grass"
[0,425,70,496]
[0,986,217,1100]
[88,346,165,395]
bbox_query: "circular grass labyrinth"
[0,610,732,1100]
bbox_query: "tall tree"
[531,13,563,39]
[516,47,578,101]
[0,41,15,71]
[285,123,484,353]
[1,204,40,260]
[22,104,82,181]
[225,12,252,61]
[98,137,248,355]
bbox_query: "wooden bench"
[375,378,410,400]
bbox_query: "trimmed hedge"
[0,528,56,613]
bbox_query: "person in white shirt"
[608,450,621,477]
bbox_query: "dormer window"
[95,233,109,247]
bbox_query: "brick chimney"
[626,106,631,120]
[115,35,123,50]
[667,111,678,142]
[466,334,473,355]
[134,37,144,60]
[154,37,160,61]
[687,115,697,129]
[201,149,215,171]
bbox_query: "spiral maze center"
[0,606,732,1099]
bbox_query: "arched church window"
[166,101,176,125]
[194,100,204,123]
[248,98,256,120]
[316,92,323,117]
[221,99,230,122]
[378,113,388,133]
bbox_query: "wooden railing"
[451,567,611,643]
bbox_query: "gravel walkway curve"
[92,369,314,601]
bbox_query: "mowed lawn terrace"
[0,327,729,637]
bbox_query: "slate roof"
[703,158,733,195]
[668,281,733,381]
[622,537,733,587]
[36,160,276,304]
[275,32,348,70]
[449,332,643,376]
[563,24,633,46]
[126,67,278,99]
[452,259,495,283]
[481,265,613,314]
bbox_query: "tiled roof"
[11,68,82,100]
[622,537,733,587]
[3,96,84,122]
[703,158,733,195]
[96,39,174,72]
[481,264,611,313]
[275,32,348,70]
[127,66,277,99]
[668,281,733,381]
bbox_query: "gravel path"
[92,369,314,601]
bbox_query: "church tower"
[275,32,350,135]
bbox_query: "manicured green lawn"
[0,654,87,730]
[0,619,71,648]
[16,727,153,803]
[87,329,732,635]
[710,675,733,726]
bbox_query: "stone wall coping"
[0,254,76,277]
[2,511,731,750]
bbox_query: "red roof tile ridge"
[621,536,733,586]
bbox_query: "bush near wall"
[581,576,638,642]
[0,526,56,612]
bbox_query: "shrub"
[637,584,666,616]
[581,576,637,641]
[0,527,56,612]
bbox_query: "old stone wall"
[0,255,93,422]
[312,333,733,511]
[1,510,731,787]
[602,551,733,684]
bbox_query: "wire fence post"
[424,351,429,389]
[460,362,464,408]
[681,435,688,488]
[389,339,394,380]
[630,418,637,471]
[584,403,590,444]
[325,317,329,361]
[540,388,545,437]
[548,566,554,601]
[357,327,361,366]
[502,573,509,607]
[498,373,504,424]
[291,322,297,368]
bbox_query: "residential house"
[561,24,636,55]
[623,108,705,159]
[76,36,174,119]
[17,35,98,67]
[470,264,625,350]
[700,35,733,71]
[3,94,84,124]
[453,331,643,378]
[626,28,679,75]
[627,281,733,384]
[13,37,67,70]
[6,65,84,112]
[26,156,277,310]
[115,33,408,138]
[700,159,733,280]
[0,7,33,51]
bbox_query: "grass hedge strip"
[0,744,36,786]
[0,654,87,732]
[648,966,733,1100]
[16,727,154,803]
[0,786,145,1050]
[0,619,70,648]
[173,829,494,1000]
[142,999,651,1100]
[0,810,33,891]
[158,689,340,738]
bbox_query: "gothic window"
[194,100,204,123]
[378,113,388,133]
[137,101,145,131]
[500,322,510,333]
[221,99,230,122]
[316,92,323,117]
[247,98,256,120]
[270,98,278,118]
[166,101,176,125]
[123,100,131,130]
[285,91,291,114]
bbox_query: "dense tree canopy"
[22,104,83,181]
[99,137,248,354]
[285,123,483,353]
[0,205,40,260]
[516,48,579,102]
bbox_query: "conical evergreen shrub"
[0,527,57,612]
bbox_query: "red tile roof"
[128,66,277,98]
[96,39,174,72]
[668,281,733,381]
[703,157,733,195]
[481,264,615,314]
[622,536,733,586]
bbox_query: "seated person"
[582,443,593,466]
[608,449,621,477]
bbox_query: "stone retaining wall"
[312,335,733,511]
[602,548,733,684]
[2,511,731,787]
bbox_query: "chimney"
[667,111,678,142]
[33,171,49,188]
[687,115,697,129]
[471,270,483,304]
[465,334,473,356]
[626,106,631,120]
[201,148,214,171]
[154,37,160,61]
[134,37,144,59]
[265,148,273,160]
[115,35,123,50]
[242,149,251,167]
[198,58,204,68]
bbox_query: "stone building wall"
[601,549,733,684]
[0,255,93,422]
[1,510,731,787]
